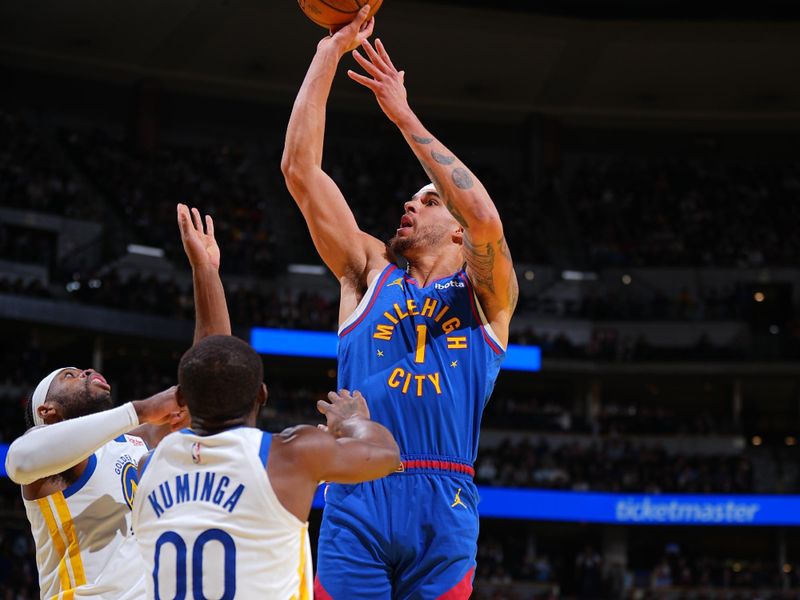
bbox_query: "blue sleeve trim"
[258,432,272,467]
[138,452,154,479]
[63,454,98,499]
[114,435,126,443]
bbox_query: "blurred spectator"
[570,157,800,268]
[475,437,757,493]
[0,108,95,219]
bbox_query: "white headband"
[31,367,77,426]
[413,183,438,197]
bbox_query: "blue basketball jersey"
[337,263,505,465]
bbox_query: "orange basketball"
[298,0,383,29]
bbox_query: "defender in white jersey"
[132,335,401,600]
[5,204,233,599]
[7,372,183,599]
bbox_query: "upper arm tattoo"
[412,134,434,144]
[465,235,518,310]
[463,236,496,295]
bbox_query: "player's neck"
[190,415,254,436]
[405,248,464,287]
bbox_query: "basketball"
[298,0,384,29]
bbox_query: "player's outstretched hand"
[348,38,410,125]
[317,389,371,438]
[133,386,182,427]
[320,4,375,56]
[177,203,221,271]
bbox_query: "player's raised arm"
[280,6,386,281]
[347,38,519,342]
[177,203,231,343]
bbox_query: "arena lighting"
[561,270,598,282]
[754,291,766,303]
[621,274,632,285]
[127,244,165,258]
[287,264,327,276]
[752,435,763,446]
[523,270,535,281]
[250,327,542,372]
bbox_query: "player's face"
[48,368,113,420]
[390,191,460,255]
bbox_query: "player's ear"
[451,226,464,245]
[258,383,268,408]
[175,385,187,408]
[38,402,61,425]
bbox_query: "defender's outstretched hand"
[133,386,182,427]
[317,389,371,438]
[319,5,375,56]
[177,204,220,270]
[348,38,410,125]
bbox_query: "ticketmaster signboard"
[475,488,800,526]
[310,486,800,526]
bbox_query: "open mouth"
[397,214,414,233]
[90,374,111,391]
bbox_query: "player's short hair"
[24,396,35,430]
[178,336,264,423]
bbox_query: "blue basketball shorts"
[314,471,479,600]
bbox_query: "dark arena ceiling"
[2,0,800,125]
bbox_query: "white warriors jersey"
[132,427,312,600]
[23,434,148,600]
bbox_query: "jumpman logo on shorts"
[451,488,467,509]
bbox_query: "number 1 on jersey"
[415,325,427,364]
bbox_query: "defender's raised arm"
[281,7,385,281]
[177,203,231,343]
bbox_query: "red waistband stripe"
[398,459,475,477]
